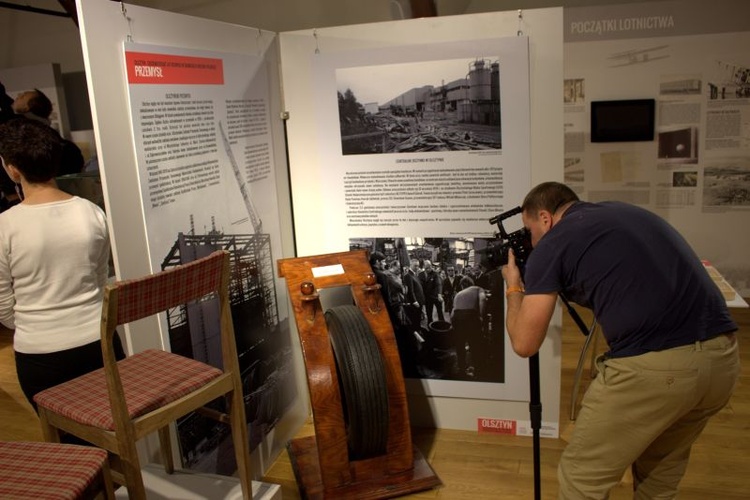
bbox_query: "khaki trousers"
[558,334,740,500]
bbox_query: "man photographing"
[501,181,739,499]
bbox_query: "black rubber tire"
[325,304,389,460]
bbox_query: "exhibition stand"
[74,2,564,488]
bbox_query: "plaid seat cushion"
[0,441,107,500]
[34,349,223,430]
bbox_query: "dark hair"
[0,117,63,182]
[521,181,579,216]
[26,89,53,120]
[458,276,474,291]
[368,251,385,266]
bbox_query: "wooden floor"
[2,303,749,499]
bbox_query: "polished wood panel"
[278,250,440,498]
[3,301,749,499]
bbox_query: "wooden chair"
[0,440,114,499]
[33,250,252,499]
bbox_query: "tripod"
[527,294,591,500]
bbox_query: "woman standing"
[0,118,123,412]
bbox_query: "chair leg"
[100,458,116,500]
[228,386,253,499]
[157,426,174,474]
[118,440,147,500]
[37,408,63,443]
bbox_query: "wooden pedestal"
[278,250,441,499]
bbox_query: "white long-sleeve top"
[0,197,110,354]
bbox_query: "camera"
[484,206,533,270]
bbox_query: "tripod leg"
[529,354,542,500]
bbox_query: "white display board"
[76,0,305,478]
[280,9,564,435]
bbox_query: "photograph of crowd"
[349,237,505,384]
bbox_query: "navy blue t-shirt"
[523,201,736,357]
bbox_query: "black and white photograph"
[657,126,699,164]
[350,237,505,384]
[659,74,702,95]
[564,157,585,184]
[336,57,502,155]
[162,225,297,475]
[564,78,585,104]
[672,170,698,187]
[703,160,750,207]
[708,60,750,99]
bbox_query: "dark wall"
[62,70,92,130]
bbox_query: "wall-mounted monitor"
[590,99,655,142]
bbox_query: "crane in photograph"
[218,120,263,234]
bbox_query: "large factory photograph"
[337,57,502,154]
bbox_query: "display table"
[702,260,748,308]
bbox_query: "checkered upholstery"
[0,441,108,499]
[34,349,223,430]
[112,251,224,325]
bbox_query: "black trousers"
[15,333,126,413]
[451,309,483,373]
[425,298,445,323]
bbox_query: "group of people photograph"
[355,237,506,383]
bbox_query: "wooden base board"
[287,436,441,499]
[114,463,281,499]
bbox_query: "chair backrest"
[106,250,229,328]
[101,250,232,352]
